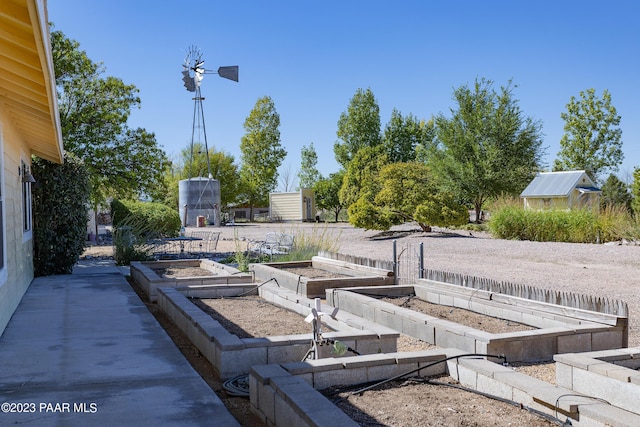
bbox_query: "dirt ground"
[116,254,559,426]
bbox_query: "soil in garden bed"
[193,295,434,352]
[323,375,557,426]
[153,266,217,278]
[382,295,536,334]
[193,295,335,338]
[275,266,349,279]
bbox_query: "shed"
[520,170,601,210]
[269,189,315,221]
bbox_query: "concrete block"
[367,363,409,383]
[554,362,573,389]
[592,329,624,350]
[258,383,276,422]
[579,403,640,427]
[273,393,305,427]
[219,347,267,379]
[434,327,476,353]
[557,332,592,354]
[267,343,309,364]
[251,364,291,384]
[313,366,364,390]
[342,353,395,369]
[477,373,514,400]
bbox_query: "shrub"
[32,154,90,276]
[111,199,181,238]
[110,199,181,265]
[488,198,636,243]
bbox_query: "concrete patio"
[0,260,239,426]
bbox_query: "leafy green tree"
[382,109,434,163]
[600,174,631,212]
[314,171,345,222]
[52,29,169,207]
[554,89,623,183]
[239,96,286,219]
[334,88,382,168]
[631,168,640,215]
[431,78,544,222]
[347,162,468,232]
[298,143,322,189]
[339,145,388,210]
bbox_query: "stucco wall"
[0,108,35,335]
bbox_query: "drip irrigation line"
[234,277,279,297]
[351,353,507,396]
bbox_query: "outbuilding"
[269,189,316,222]
[520,170,601,210]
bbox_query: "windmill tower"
[179,46,238,227]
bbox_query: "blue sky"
[48,1,639,186]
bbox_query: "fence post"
[418,242,424,279]
[392,240,397,284]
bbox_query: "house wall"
[0,109,35,334]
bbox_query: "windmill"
[180,46,238,227]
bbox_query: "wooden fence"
[318,247,628,318]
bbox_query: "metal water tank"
[178,177,221,226]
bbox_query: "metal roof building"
[520,170,601,210]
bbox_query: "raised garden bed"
[155,282,400,379]
[250,256,395,298]
[555,347,640,420]
[130,259,253,302]
[326,279,628,362]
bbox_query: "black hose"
[351,353,506,396]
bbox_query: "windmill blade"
[182,70,196,92]
[218,65,239,82]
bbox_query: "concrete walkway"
[0,260,239,426]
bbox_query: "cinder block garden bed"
[250,256,395,298]
[155,282,399,379]
[130,259,253,302]
[555,347,640,421]
[326,279,628,362]
[250,346,640,427]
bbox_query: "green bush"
[110,199,181,265]
[32,154,90,276]
[111,199,181,238]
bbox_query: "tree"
[334,88,382,168]
[239,96,286,219]
[314,171,345,222]
[347,162,468,232]
[298,143,322,189]
[431,78,544,222]
[339,145,388,210]
[554,88,623,183]
[382,109,434,163]
[600,174,631,212]
[52,29,168,208]
[631,168,640,215]
[278,164,298,192]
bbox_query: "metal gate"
[393,241,424,285]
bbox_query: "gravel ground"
[213,221,640,346]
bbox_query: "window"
[21,162,33,232]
